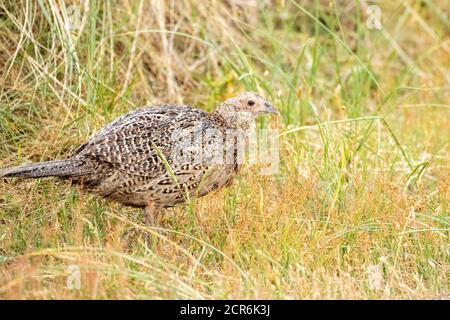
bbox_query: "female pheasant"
[0,92,277,225]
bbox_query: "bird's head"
[223,92,278,115]
[214,92,278,129]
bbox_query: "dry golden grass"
[0,0,449,299]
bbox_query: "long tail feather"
[0,159,91,179]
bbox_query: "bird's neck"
[211,103,255,132]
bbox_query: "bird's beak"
[263,102,279,115]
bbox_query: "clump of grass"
[0,0,449,299]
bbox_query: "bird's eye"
[247,100,255,106]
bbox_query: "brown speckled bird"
[0,92,277,225]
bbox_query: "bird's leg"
[143,201,162,246]
[143,200,161,227]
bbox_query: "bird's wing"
[74,105,212,177]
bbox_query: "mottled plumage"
[0,92,277,225]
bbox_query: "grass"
[0,0,449,299]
